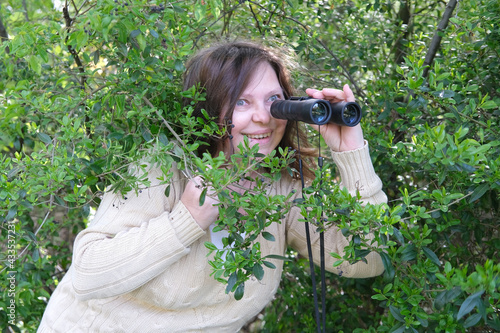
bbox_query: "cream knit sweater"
[38,143,387,332]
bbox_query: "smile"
[246,133,271,139]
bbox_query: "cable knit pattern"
[331,141,387,205]
[38,142,386,333]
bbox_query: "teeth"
[247,133,270,139]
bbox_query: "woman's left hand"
[305,84,365,152]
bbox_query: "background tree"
[1,0,498,332]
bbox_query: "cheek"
[231,113,250,135]
[276,119,288,134]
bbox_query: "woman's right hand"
[181,176,220,230]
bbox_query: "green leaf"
[263,261,276,269]
[380,251,395,281]
[174,59,185,71]
[434,287,462,310]
[433,90,455,98]
[262,231,275,241]
[333,260,343,267]
[436,72,451,80]
[130,29,141,38]
[93,50,100,65]
[5,206,17,221]
[469,183,489,203]
[256,213,265,230]
[141,127,153,142]
[389,323,406,333]
[37,133,52,144]
[371,294,387,301]
[480,100,497,110]
[204,242,217,251]
[24,231,37,242]
[194,1,207,22]
[226,273,237,294]
[159,133,169,146]
[28,55,41,75]
[199,187,207,206]
[150,29,159,38]
[264,254,291,261]
[466,84,479,91]
[392,227,404,245]
[108,132,124,140]
[234,283,245,300]
[389,305,405,323]
[457,290,484,321]
[32,248,40,261]
[464,313,482,328]
[422,246,441,266]
[253,264,264,280]
[330,252,342,259]
[401,244,417,262]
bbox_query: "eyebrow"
[239,87,284,99]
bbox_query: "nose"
[251,102,271,124]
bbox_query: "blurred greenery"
[1,0,499,332]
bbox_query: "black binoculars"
[270,97,362,127]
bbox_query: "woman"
[38,41,387,332]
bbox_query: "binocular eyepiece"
[270,97,362,127]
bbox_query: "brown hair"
[183,40,316,179]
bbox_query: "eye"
[236,99,247,107]
[268,94,281,102]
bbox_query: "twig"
[0,4,10,53]
[34,134,58,236]
[400,191,474,223]
[62,5,86,86]
[422,0,458,78]
[248,1,365,99]
[68,84,107,117]
[192,1,244,50]
[79,2,96,17]
[71,0,78,13]
[248,3,262,34]
[22,0,29,21]
[76,0,89,15]
[142,96,195,178]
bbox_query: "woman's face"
[226,62,288,156]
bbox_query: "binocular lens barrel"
[270,97,362,127]
[311,102,329,124]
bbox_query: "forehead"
[240,62,283,96]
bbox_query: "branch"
[63,5,86,86]
[422,0,458,78]
[22,0,29,21]
[142,96,195,178]
[248,4,262,34]
[399,191,474,224]
[192,1,244,50]
[0,4,9,53]
[248,1,365,99]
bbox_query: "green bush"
[1,1,498,332]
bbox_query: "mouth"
[246,132,272,140]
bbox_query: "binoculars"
[271,97,362,127]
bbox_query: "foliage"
[202,141,297,300]
[0,0,499,332]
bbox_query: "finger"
[343,84,355,102]
[305,88,323,99]
[319,88,346,102]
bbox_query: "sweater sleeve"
[286,141,386,278]
[71,166,206,300]
[331,140,387,205]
